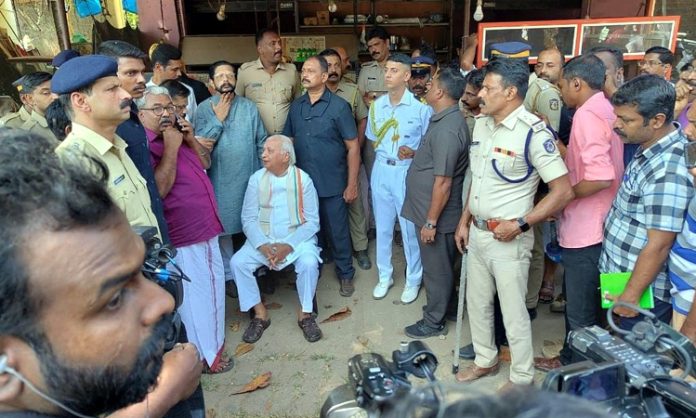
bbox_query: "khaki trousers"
[466,225,535,384]
[348,188,369,252]
[526,223,545,308]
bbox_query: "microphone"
[0,355,94,418]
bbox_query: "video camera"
[321,340,439,418]
[543,301,696,417]
[134,226,190,351]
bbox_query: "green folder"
[600,272,655,309]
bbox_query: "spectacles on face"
[638,60,664,68]
[141,105,176,116]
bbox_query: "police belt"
[472,217,501,232]
[376,154,411,167]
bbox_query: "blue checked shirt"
[599,125,694,303]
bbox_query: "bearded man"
[195,60,268,282]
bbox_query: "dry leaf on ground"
[320,307,352,323]
[234,342,254,357]
[229,321,241,332]
[230,371,272,395]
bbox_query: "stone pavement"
[202,240,565,418]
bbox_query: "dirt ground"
[202,241,565,418]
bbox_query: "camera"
[543,301,696,417]
[134,226,190,350]
[321,340,438,418]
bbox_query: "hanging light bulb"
[473,0,484,22]
[328,0,337,13]
[216,4,227,21]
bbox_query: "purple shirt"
[678,102,692,129]
[146,128,223,247]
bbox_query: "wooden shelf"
[300,22,449,29]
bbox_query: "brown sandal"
[203,356,234,374]
[538,282,554,304]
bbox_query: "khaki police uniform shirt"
[468,105,568,220]
[343,70,357,84]
[462,108,477,140]
[20,111,58,144]
[235,58,299,135]
[357,60,387,96]
[334,79,368,122]
[0,106,31,129]
[55,123,161,238]
[524,74,562,132]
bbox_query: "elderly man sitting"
[230,135,323,343]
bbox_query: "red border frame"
[475,15,681,67]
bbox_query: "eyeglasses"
[141,105,176,116]
[638,60,664,67]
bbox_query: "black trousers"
[419,231,457,327]
[318,195,355,280]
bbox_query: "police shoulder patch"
[549,98,560,111]
[518,111,541,129]
[543,139,556,153]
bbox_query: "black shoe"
[298,316,323,342]
[339,279,355,297]
[458,343,476,360]
[242,317,271,343]
[404,319,448,339]
[354,250,372,270]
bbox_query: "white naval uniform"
[366,90,432,287]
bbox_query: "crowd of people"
[1,24,696,417]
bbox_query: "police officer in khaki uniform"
[331,46,357,84]
[525,72,562,132]
[18,72,59,142]
[358,27,392,179]
[0,77,34,128]
[236,28,300,135]
[53,55,161,239]
[409,56,434,103]
[454,58,573,386]
[357,26,391,108]
[321,48,372,270]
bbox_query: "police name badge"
[543,139,556,153]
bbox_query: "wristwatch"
[517,217,530,232]
[424,222,437,230]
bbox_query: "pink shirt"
[559,92,624,248]
[146,128,223,248]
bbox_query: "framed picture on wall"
[477,21,577,65]
[476,16,681,66]
[578,18,680,59]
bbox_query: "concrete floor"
[202,240,566,418]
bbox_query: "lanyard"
[491,127,534,183]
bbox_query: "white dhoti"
[174,236,225,366]
[371,156,422,287]
[230,240,321,313]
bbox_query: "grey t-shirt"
[402,105,470,233]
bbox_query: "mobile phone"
[686,141,696,169]
[173,115,184,132]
